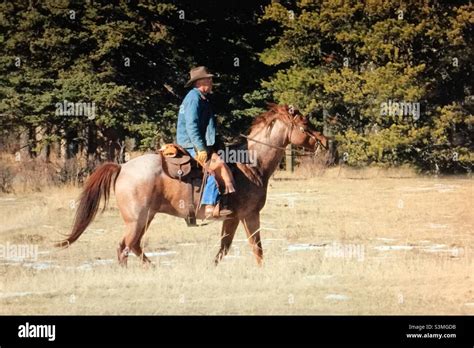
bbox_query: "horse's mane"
[249,103,294,135]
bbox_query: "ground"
[0,168,472,314]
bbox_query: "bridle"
[240,107,328,154]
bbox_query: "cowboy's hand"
[196,150,208,165]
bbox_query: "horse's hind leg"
[131,212,156,266]
[214,218,240,265]
[117,221,139,267]
[117,210,155,267]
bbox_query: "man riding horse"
[57,66,329,266]
[176,66,236,219]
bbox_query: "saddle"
[158,144,207,226]
[159,144,202,181]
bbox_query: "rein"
[239,133,287,151]
[239,118,326,156]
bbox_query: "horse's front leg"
[241,213,263,266]
[214,218,240,265]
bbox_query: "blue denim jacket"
[176,88,216,151]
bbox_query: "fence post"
[286,144,294,172]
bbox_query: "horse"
[56,104,328,266]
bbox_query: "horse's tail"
[55,163,121,248]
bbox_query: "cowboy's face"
[195,77,213,94]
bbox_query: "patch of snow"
[374,245,414,251]
[375,237,397,242]
[23,261,56,270]
[287,243,327,252]
[421,247,463,256]
[398,184,459,193]
[425,244,447,249]
[427,223,448,229]
[0,291,46,299]
[91,259,114,265]
[144,251,177,257]
[325,294,350,301]
[0,197,16,202]
[88,228,106,234]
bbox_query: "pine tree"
[259,0,473,173]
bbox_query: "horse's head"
[276,104,328,152]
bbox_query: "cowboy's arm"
[184,96,206,152]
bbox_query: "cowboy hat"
[184,66,214,87]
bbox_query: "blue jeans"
[186,148,219,205]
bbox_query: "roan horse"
[56,104,328,266]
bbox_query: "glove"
[196,150,208,166]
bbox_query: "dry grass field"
[0,167,472,315]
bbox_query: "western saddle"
[158,144,207,226]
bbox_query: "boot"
[216,193,233,217]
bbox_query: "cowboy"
[176,66,235,218]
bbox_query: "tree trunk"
[18,127,32,162]
[65,129,78,159]
[36,126,51,162]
